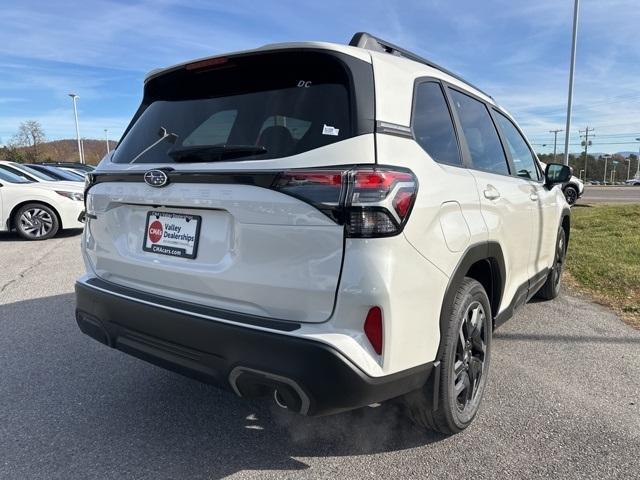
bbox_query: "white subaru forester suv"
[76,33,572,435]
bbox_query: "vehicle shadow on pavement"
[0,228,83,241]
[0,293,445,479]
[495,332,640,344]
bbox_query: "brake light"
[364,307,383,355]
[185,57,229,71]
[273,166,417,237]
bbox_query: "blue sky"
[1,0,639,154]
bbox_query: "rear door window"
[448,89,509,175]
[114,51,358,164]
[412,81,462,166]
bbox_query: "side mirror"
[545,163,571,187]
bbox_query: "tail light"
[273,166,417,237]
[364,307,383,355]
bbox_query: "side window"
[412,82,462,165]
[448,89,509,175]
[494,112,541,181]
[182,110,238,146]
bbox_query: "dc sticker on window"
[322,124,340,136]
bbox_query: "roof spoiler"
[349,32,492,99]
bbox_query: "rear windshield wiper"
[168,145,267,162]
[131,127,179,163]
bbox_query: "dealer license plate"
[143,211,201,259]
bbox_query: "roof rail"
[349,32,492,99]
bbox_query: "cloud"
[0,0,638,153]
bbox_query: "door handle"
[483,187,500,200]
[530,193,539,201]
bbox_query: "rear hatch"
[84,48,375,323]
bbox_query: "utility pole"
[549,129,563,161]
[104,129,110,154]
[603,154,610,184]
[579,127,594,181]
[563,0,580,165]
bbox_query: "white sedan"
[0,168,84,240]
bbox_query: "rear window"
[114,51,360,164]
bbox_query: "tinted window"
[114,52,355,164]
[10,163,57,181]
[259,116,311,140]
[182,110,237,146]
[449,89,509,175]
[494,112,540,180]
[0,167,32,183]
[0,165,34,181]
[413,82,461,165]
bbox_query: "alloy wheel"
[553,232,566,287]
[564,188,577,205]
[453,301,487,415]
[19,208,54,238]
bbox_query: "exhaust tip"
[229,366,310,414]
[274,389,289,409]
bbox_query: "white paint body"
[80,41,567,378]
[0,180,85,232]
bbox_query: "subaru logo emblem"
[144,170,169,188]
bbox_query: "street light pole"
[563,0,580,166]
[603,154,609,184]
[68,93,84,164]
[104,129,110,154]
[635,138,640,179]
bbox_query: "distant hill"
[37,139,116,166]
[4,139,116,166]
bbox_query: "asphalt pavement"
[579,185,640,204]
[1,231,639,479]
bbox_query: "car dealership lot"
[1,233,638,480]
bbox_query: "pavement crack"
[0,239,63,295]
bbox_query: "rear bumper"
[75,277,433,416]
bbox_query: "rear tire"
[563,185,578,205]
[404,278,492,435]
[14,203,60,240]
[535,227,566,300]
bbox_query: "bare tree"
[11,120,46,162]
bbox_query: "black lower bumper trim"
[75,279,433,416]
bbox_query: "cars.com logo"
[144,170,169,187]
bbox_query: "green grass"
[565,204,640,326]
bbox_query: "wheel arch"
[438,242,506,360]
[9,200,63,231]
[560,207,570,247]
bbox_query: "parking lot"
[1,231,638,479]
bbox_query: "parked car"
[0,161,81,189]
[59,167,88,178]
[540,163,583,205]
[40,161,95,173]
[0,167,84,240]
[75,32,572,435]
[26,164,84,182]
[625,178,640,186]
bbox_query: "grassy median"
[564,204,640,328]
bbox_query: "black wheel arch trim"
[437,241,505,359]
